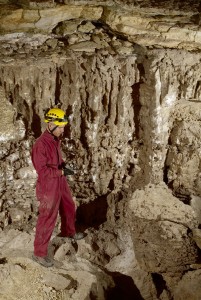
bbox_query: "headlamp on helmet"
[44,108,68,126]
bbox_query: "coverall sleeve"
[32,141,62,178]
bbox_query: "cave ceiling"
[0,0,201,51]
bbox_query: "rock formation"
[0,0,201,299]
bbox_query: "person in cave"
[31,107,84,268]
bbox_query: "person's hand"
[63,168,75,176]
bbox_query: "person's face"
[48,123,65,138]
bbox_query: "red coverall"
[32,130,76,257]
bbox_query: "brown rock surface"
[129,183,198,274]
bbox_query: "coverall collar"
[44,129,59,142]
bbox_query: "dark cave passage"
[105,272,143,300]
[76,195,108,230]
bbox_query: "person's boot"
[69,232,84,240]
[57,232,85,241]
[32,254,53,267]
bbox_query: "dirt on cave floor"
[0,177,201,300]
[0,183,143,300]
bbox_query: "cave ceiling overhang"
[0,0,201,51]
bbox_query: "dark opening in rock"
[105,272,143,300]
[76,195,108,230]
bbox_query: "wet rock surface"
[0,0,201,299]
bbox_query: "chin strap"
[48,124,58,135]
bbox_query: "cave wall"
[139,50,201,188]
[0,51,140,203]
[1,28,201,236]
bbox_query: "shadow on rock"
[76,195,108,231]
[105,272,143,300]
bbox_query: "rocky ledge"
[0,0,201,51]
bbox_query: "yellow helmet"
[44,108,68,126]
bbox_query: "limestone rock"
[0,1,200,50]
[166,101,201,198]
[105,229,158,300]
[53,19,82,36]
[192,228,201,249]
[42,272,72,290]
[16,166,37,180]
[8,207,27,224]
[0,4,103,34]
[68,41,98,52]
[0,87,25,143]
[77,21,95,33]
[173,269,201,300]
[0,229,115,300]
[128,183,199,273]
